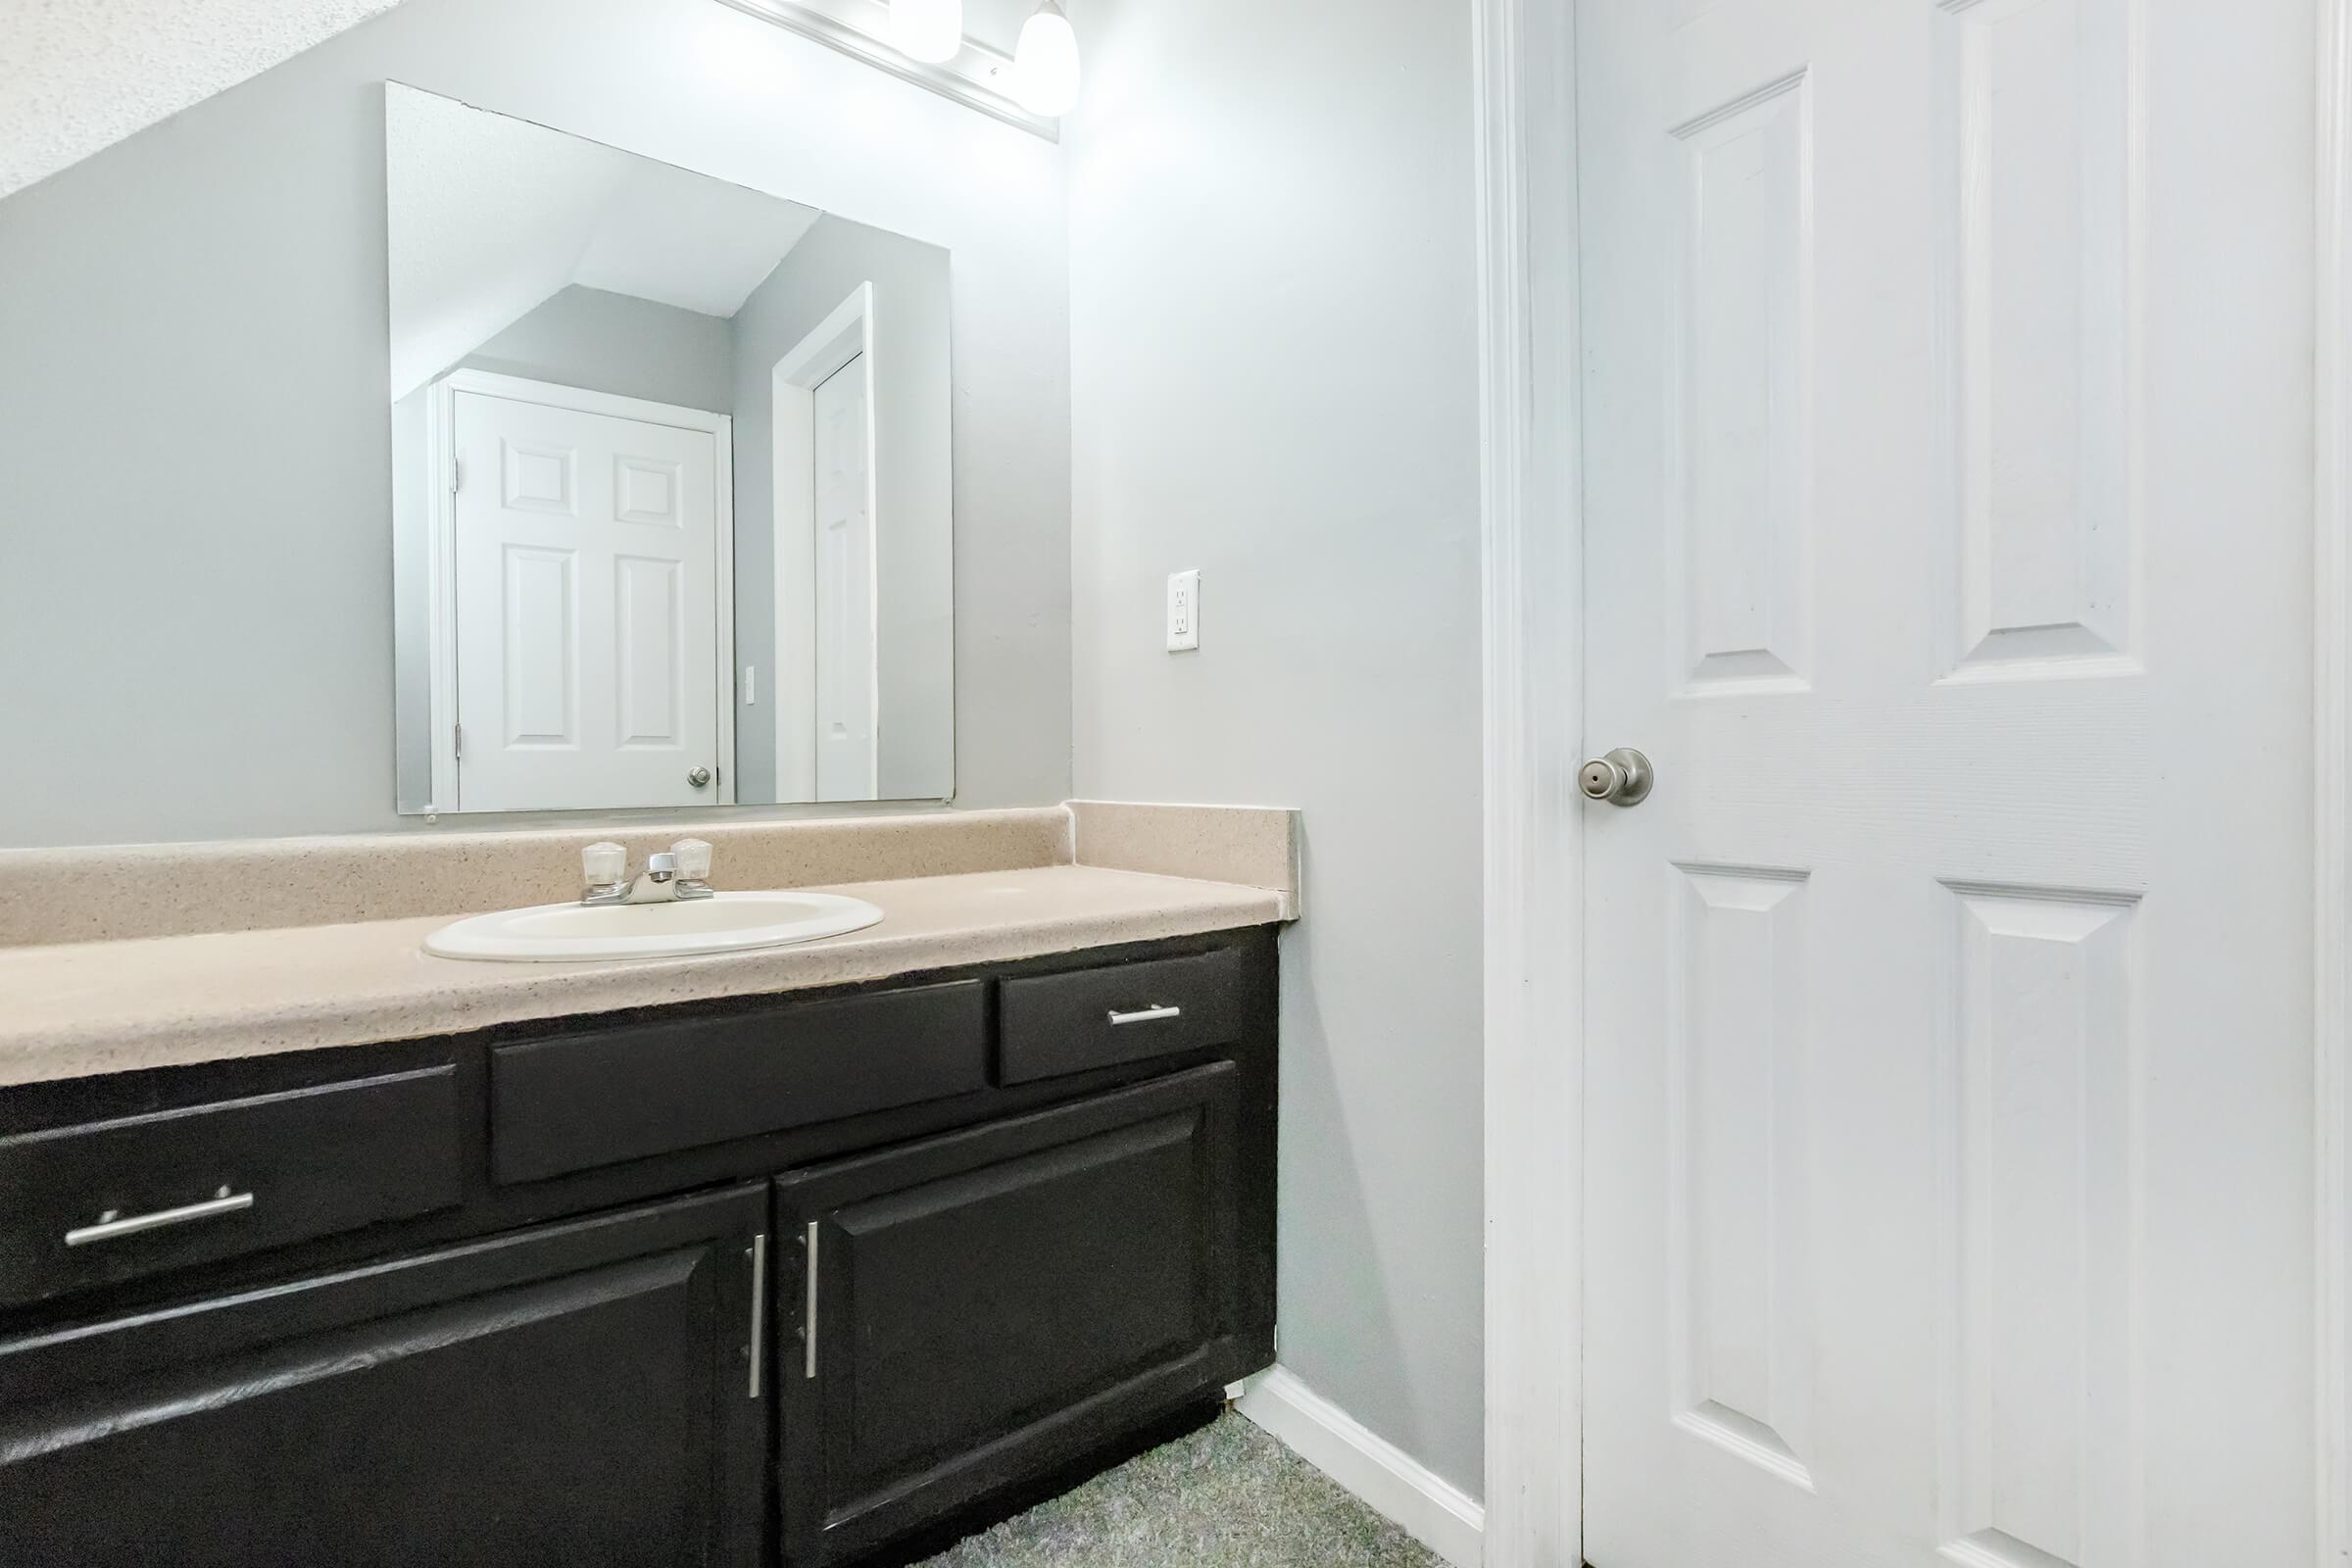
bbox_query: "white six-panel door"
[452,389,722,812]
[1578,0,2317,1564]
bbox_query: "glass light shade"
[890,0,962,64]
[1012,2,1081,117]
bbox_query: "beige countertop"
[0,864,1288,1089]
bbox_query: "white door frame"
[1473,0,1584,1562]
[2317,4,2352,1561]
[770,282,881,803]
[422,368,737,813]
[1475,5,2352,1566]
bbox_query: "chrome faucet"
[621,852,685,905]
[579,840,715,906]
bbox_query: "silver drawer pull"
[803,1221,820,1381]
[746,1233,767,1399]
[65,1188,253,1249]
[1107,1004,1183,1026]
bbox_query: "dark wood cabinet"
[0,1186,769,1568]
[0,930,1280,1567]
[774,1063,1247,1565]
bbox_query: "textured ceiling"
[0,0,412,197]
[0,0,1058,199]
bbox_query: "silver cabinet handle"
[1108,1005,1183,1026]
[65,1188,253,1249]
[802,1220,820,1380]
[746,1233,767,1399]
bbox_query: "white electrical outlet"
[1166,569,1200,652]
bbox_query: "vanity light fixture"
[1011,0,1081,117]
[712,0,1057,139]
[890,0,963,63]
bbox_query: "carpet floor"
[914,1413,1443,1568]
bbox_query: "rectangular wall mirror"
[387,84,954,815]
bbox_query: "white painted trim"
[422,368,738,813]
[770,283,881,803]
[1474,0,1583,1562]
[709,0,1059,141]
[712,413,740,807]
[2317,6,2351,1564]
[435,368,734,436]
[1237,1368,1486,1568]
[423,375,461,812]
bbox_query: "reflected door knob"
[1579,748,1653,807]
[687,766,712,789]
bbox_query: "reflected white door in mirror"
[770,281,882,804]
[430,372,733,813]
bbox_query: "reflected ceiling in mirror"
[388,84,954,816]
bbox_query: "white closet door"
[812,356,878,803]
[453,390,720,812]
[1577,1,2317,1565]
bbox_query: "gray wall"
[0,0,1070,848]
[466,284,737,412]
[732,216,956,804]
[390,284,740,809]
[1065,0,1486,1496]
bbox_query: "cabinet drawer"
[0,1066,463,1307]
[492,981,989,1185]
[998,945,1252,1085]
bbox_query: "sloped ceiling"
[0,0,1052,201]
[0,0,411,197]
[386,83,820,396]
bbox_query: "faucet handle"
[581,842,626,890]
[670,838,712,883]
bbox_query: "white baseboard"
[1235,1366,1486,1568]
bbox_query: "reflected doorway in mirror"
[424,371,736,814]
[772,283,882,804]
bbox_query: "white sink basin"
[424,890,884,962]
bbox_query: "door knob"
[687,766,712,789]
[1579,748,1653,807]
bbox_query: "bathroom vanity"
[0,0,1308,1548]
[0,908,1281,1566]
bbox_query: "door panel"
[812,356,877,802]
[774,1064,1242,1565]
[0,1187,767,1567]
[1578,0,2316,1564]
[454,388,722,811]
[838,1114,1205,1471]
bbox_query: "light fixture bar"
[710,0,1058,141]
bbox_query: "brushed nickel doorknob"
[1579,748,1652,807]
[688,766,712,788]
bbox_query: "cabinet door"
[0,1186,769,1568]
[775,1062,1243,1565]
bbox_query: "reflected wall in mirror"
[388,84,953,814]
